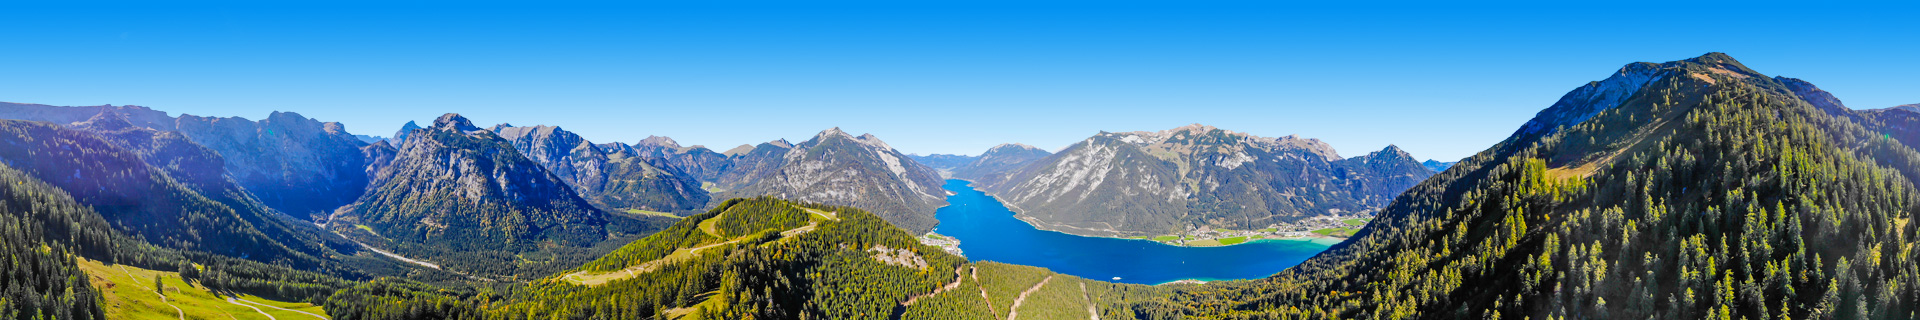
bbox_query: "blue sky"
[3,1,1915,160]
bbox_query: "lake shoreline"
[934,179,1337,284]
[998,204,1352,248]
[966,182,1359,248]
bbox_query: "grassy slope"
[78,258,328,320]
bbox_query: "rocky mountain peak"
[1376,144,1413,159]
[1166,123,1219,135]
[722,144,755,156]
[853,133,892,150]
[1515,53,1773,142]
[432,113,481,132]
[990,143,1040,151]
[75,109,135,131]
[638,135,681,149]
[1892,104,1920,114]
[817,127,850,139]
[265,111,313,125]
[393,120,423,144]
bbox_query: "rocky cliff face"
[950,143,1052,185]
[492,125,610,194]
[629,135,734,182]
[170,111,377,219]
[492,125,709,213]
[69,110,359,262]
[342,113,609,253]
[980,124,1434,236]
[390,120,422,145]
[706,129,950,233]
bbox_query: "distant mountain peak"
[1377,144,1412,158]
[638,135,681,149]
[432,113,481,132]
[1167,123,1218,135]
[75,109,135,131]
[1893,103,1920,113]
[991,143,1041,151]
[722,144,755,156]
[392,120,424,145]
[817,127,849,138]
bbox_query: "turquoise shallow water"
[932,179,1335,284]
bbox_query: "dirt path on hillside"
[900,265,970,307]
[223,296,275,320]
[236,298,329,319]
[117,266,184,320]
[1005,275,1054,320]
[1081,282,1098,320]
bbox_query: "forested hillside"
[324,197,1074,319]
[318,197,1176,320]
[0,119,333,268]
[0,151,354,319]
[1113,53,1920,319]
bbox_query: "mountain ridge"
[978,124,1433,236]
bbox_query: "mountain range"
[13,52,1916,320]
[490,124,710,214]
[701,128,951,233]
[949,143,1053,184]
[0,103,384,220]
[329,114,670,278]
[975,124,1435,236]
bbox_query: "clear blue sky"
[4,1,1915,160]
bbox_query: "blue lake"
[932,179,1337,285]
